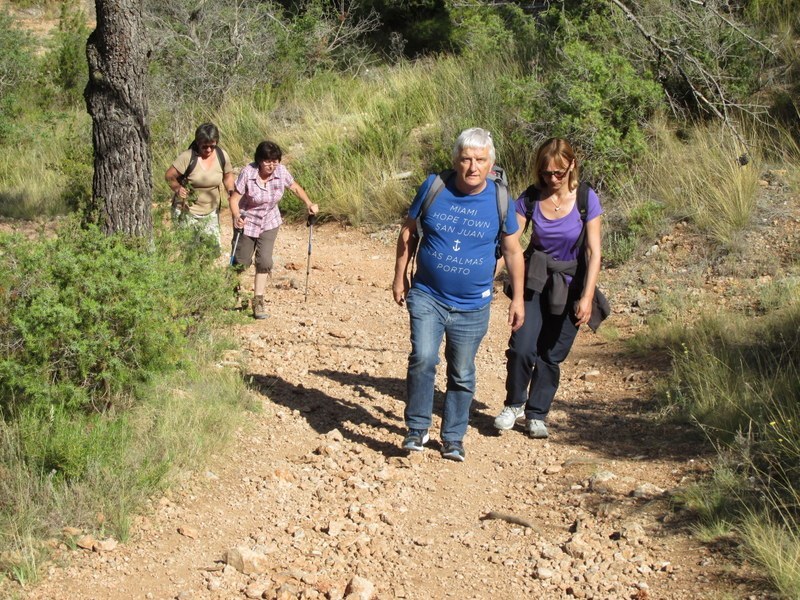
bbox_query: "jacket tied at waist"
[525,249,611,332]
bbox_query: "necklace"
[550,196,563,212]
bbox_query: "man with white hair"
[392,128,526,461]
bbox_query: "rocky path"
[27,217,771,600]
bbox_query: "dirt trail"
[25,213,770,600]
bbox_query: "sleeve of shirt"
[172,149,191,175]
[280,165,295,188]
[234,165,250,194]
[504,196,520,235]
[514,193,528,218]
[407,174,437,220]
[587,187,604,221]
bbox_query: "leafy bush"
[42,0,90,106]
[0,221,234,419]
[0,11,37,141]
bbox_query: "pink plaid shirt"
[234,163,295,237]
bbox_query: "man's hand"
[508,298,524,331]
[392,275,410,306]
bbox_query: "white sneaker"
[494,405,525,430]
[525,419,549,439]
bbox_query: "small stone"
[326,520,347,537]
[244,583,267,599]
[326,428,345,441]
[224,546,270,575]
[76,535,96,550]
[581,370,601,381]
[344,575,375,600]
[535,567,554,579]
[178,526,199,539]
[92,538,118,552]
[544,465,563,475]
[632,483,665,499]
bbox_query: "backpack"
[522,181,591,253]
[178,144,227,186]
[411,167,510,269]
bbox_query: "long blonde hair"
[531,137,580,192]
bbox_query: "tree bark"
[85,0,153,236]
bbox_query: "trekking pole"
[304,213,318,303]
[229,210,246,266]
[229,229,241,266]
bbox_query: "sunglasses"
[200,143,217,150]
[540,168,568,179]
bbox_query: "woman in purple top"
[229,141,318,320]
[494,138,603,439]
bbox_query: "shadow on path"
[248,371,407,457]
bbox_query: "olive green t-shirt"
[172,148,233,216]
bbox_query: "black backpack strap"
[179,145,199,186]
[571,182,591,252]
[522,185,539,234]
[491,174,510,259]
[215,146,226,172]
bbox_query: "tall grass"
[623,119,761,245]
[0,110,91,220]
[652,300,800,595]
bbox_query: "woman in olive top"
[165,122,235,251]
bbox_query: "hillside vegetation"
[1,0,799,594]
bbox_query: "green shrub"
[44,0,90,106]
[0,11,37,141]
[0,221,234,419]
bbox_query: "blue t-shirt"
[409,174,520,310]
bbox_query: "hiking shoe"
[441,441,466,462]
[253,295,267,320]
[494,404,525,430]
[525,419,549,439]
[402,429,429,452]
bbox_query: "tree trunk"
[85,0,153,236]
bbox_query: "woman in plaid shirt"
[229,141,319,319]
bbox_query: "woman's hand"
[308,203,319,215]
[176,186,189,199]
[233,214,245,229]
[574,294,593,327]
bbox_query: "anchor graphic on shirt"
[452,239,461,252]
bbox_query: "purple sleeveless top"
[514,187,603,284]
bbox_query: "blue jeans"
[405,288,491,442]
[504,291,579,420]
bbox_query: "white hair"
[452,128,496,164]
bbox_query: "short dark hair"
[194,123,220,147]
[254,141,282,163]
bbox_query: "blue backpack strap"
[415,169,453,237]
